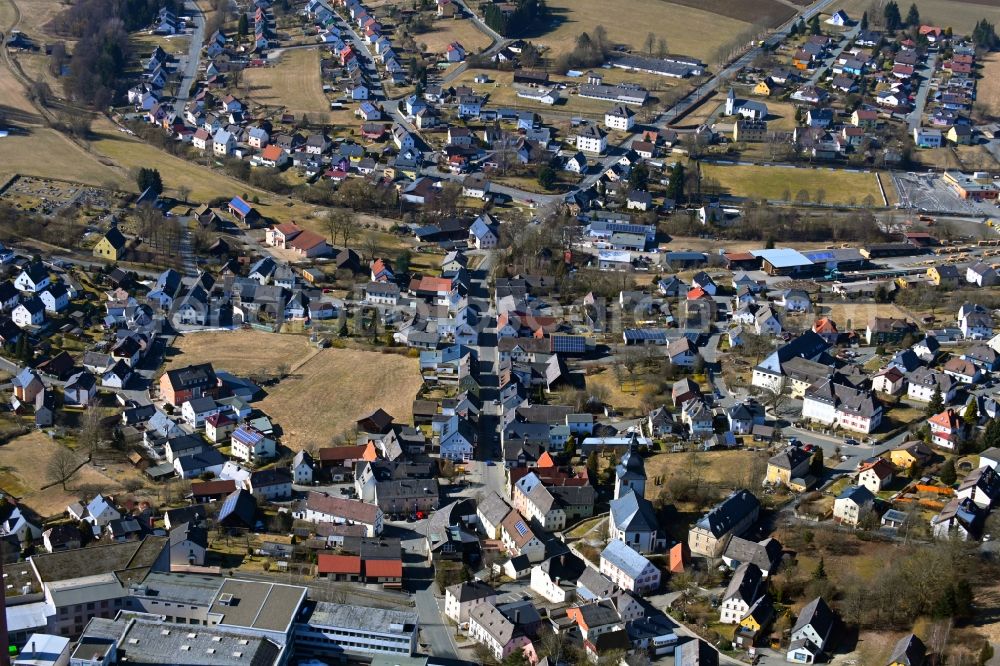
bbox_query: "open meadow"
[838,0,1000,33]
[0,431,148,518]
[165,330,422,451]
[979,53,1000,117]
[0,126,125,188]
[417,17,491,55]
[166,329,316,375]
[537,0,753,63]
[243,49,333,121]
[699,163,889,206]
[257,346,422,451]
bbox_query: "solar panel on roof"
[552,335,585,353]
[514,520,528,536]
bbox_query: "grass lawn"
[131,32,191,58]
[813,302,909,329]
[980,53,1000,118]
[4,0,66,39]
[645,450,765,487]
[0,431,148,518]
[838,0,1000,33]
[417,16,491,55]
[538,0,751,63]
[257,346,422,451]
[763,100,798,131]
[700,163,887,206]
[244,49,333,120]
[165,330,316,375]
[0,125,125,189]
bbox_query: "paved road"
[413,586,459,660]
[808,22,861,85]
[906,53,937,130]
[172,0,206,116]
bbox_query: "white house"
[600,539,661,595]
[291,450,314,485]
[787,597,835,663]
[230,424,276,462]
[11,298,44,328]
[856,459,894,494]
[39,284,69,312]
[168,522,207,567]
[576,124,607,154]
[445,581,496,624]
[833,485,875,526]
[719,562,764,624]
[14,265,51,293]
[604,104,636,131]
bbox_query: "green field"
[700,163,888,206]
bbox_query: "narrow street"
[172,0,206,115]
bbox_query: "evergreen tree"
[860,10,868,30]
[812,556,826,580]
[940,457,957,485]
[666,162,685,203]
[926,386,944,417]
[982,419,1000,452]
[135,167,163,195]
[972,19,999,50]
[884,1,902,31]
[963,400,979,425]
[905,3,920,27]
[628,162,649,191]
[536,166,557,190]
[238,12,248,38]
[809,448,824,476]
[809,15,821,35]
[789,20,799,37]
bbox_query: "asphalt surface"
[172,0,206,116]
[906,53,937,131]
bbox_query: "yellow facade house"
[93,227,128,261]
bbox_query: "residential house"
[600,539,661,595]
[765,447,812,487]
[688,490,760,558]
[857,459,894,494]
[833,485,875,526]
[719,562,765,624]
[445,581,497,623]
[787,597,835,664]
[928,408,965,450]
[231,424,276,463]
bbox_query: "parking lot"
[892,171,997,216]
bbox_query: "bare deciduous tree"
[47,446,80,491]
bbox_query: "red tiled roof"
[364,559,403,578]
[261,144,284,161]
[191,479,236,496]
[318,444,369,463]
[288,229,327,251]
[416,276,453,293]
[928,409,961,431]
[812,317,837,334]
[318,554,362,574]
